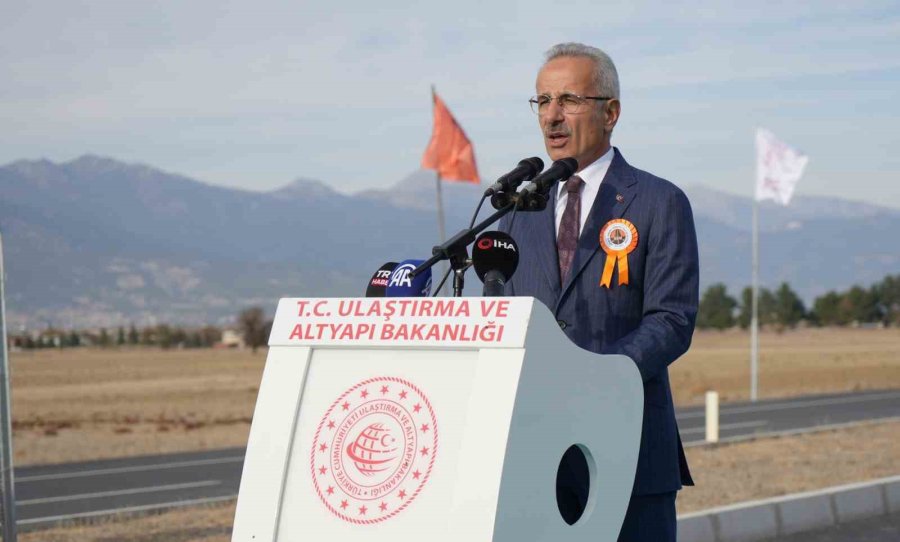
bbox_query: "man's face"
[535,56,619,170]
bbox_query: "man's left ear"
[605,99,621,132]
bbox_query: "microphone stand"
[411,163,566,296]
[411,200,518,297]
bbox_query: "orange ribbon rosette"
[599,219,638,288]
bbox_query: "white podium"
[231,297,642,541]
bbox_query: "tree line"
[11,274,898,348]
[10,307,274,352]
[9,324,225,350]
[697,273,900,330]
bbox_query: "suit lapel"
[533,185,562,294]
[557,149,638,307]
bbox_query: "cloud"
[1,0,899,207]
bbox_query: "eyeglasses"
[529,93,612,115]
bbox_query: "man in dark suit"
[501,43,698,541]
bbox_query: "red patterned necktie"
[557,175,584,284]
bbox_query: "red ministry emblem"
[310,376,438,524]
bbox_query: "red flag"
[421,90,480,184]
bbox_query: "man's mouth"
[546,131,570,148]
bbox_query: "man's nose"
[543,99,566,122]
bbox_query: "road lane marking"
[680,420,767,435]
[17,495,238,526]
[19,480,221,506]
[17,456,243,483]
[676,390,900,420]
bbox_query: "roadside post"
[0,231,18,541]
[705,390,719,443]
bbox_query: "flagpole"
[750,185,759,402]
[750,128,808,403]
[434,171,447,244]
[434,171,450,296]
[0,231,18,542]
[430,84,449,296]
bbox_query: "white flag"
[755,128,808,206]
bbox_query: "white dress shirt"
[554,147,614,238]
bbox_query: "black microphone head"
[472,231,519,282]
[523,156,544,172]
[365,262,399,297]
[486,157,547,196]
[523,156,544,173]
[524,156,582,196]
[555,157,579,178]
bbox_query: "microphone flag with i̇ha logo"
[421,90,480,184]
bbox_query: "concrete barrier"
[678,474,900,542]
[886,478,900,513]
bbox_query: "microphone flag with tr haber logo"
[365,262,399,298]
[421,89,480,184]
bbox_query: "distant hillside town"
[1,155,898,329]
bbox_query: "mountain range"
[1,155,898,328]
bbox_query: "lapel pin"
[616,194,624,203]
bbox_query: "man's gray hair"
[544,43,620,99]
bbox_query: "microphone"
[385,259,433,297]
[471,231,519,297]
[518,157,579,198]
[365,262,398,297]
[514,157,579,212]
[483,157,544,196]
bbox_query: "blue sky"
[3,0,899,208]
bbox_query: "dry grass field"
[671,327,900,405]
[21,501,237,542]
[8,327,899,465]
[22,418,900,542]
[678,419,900,512]
[10,347,264,465]
[8,329,899,540]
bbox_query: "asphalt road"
[10,388,900,530]
[15,447,242,529]
[677,388,900,445]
